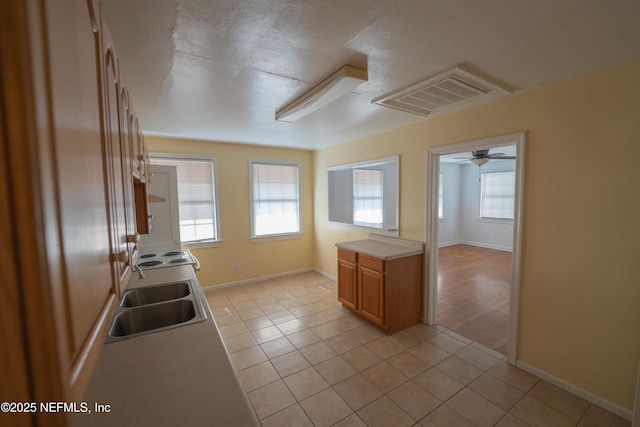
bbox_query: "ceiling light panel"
[276,65,368,122]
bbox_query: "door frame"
[425,131,525,365]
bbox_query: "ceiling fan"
[456,149,516,166]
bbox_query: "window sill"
[250,232,303,243]
[182,240,223,249]
[477,217,514,225]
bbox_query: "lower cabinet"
[358,261,385,327]
[337,248,422,334]
[337,249,357,311]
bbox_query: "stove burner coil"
[163,251,185,257]
[140,253,157,258]
[139,260,164,267]
[169,259,188,264]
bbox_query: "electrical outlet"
[234,264,240,272]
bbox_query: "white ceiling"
[102,0,640,150]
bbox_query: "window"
[150,156,219,243]
[438,173,444,219]
[353,169,383,226]
[327,156,398,232]
[251,161,300,237]
[480,171,515,219]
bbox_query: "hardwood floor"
[437,244,512,354]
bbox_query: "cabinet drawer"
[359,254,385,272]
[338,248,357,263]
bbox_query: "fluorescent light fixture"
[276,65,368,122]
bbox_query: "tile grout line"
[209,273,628,427]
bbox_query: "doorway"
[425,132,525,365]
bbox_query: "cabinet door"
[133,116,152,234]
[103,38,132,292]
[337,259,357,310]
[43,0,118,404]
[358,266,385,327]
[118,85,140,260]
[102,22,137,291]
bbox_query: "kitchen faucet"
[133,264,145,280]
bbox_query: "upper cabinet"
[43,0,120,404]
[0,0,150,424]
[100,9,150,290]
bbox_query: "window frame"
[326,155,399,234]
[249,159,302,241]
[149,153,221,248]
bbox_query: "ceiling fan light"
[471,158,489,166]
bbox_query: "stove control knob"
[127,233,140,244]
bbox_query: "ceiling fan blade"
[487,154,516,159]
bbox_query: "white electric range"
[136,249,200,272]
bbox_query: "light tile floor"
[205,271,630,427]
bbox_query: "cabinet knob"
[111,250,128,263]
[127,233,140,244]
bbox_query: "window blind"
[150,157,217,242]
[252,162,300,236]
[438,173,444,219]
[480,171,515,219]
[353,169,383,225]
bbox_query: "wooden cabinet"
[100,11,151,289]
[337,248,423,334]
[0,0,151,424]
[133,128,152,235]
[358,256,386,327]
[337,249,357,310]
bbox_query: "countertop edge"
[335,236,424,260]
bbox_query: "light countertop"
[335,234,424,260]
[74,266,259,427]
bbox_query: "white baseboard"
[313,269,336,282]
[201,267,335,293]
[438,240,512,252]
[438,240,463,248]
[516,360,633,421]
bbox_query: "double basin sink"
[106,280,207,343]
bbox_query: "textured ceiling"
[102,0,640,149]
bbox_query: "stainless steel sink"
[106,280,207,343]
[121,281,191,307]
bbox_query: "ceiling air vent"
[372,65,513,117]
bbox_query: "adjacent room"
[437,146,517,355]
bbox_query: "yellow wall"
[147,60,639,411]
[313,60,640,411]
[145,137,314,287]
